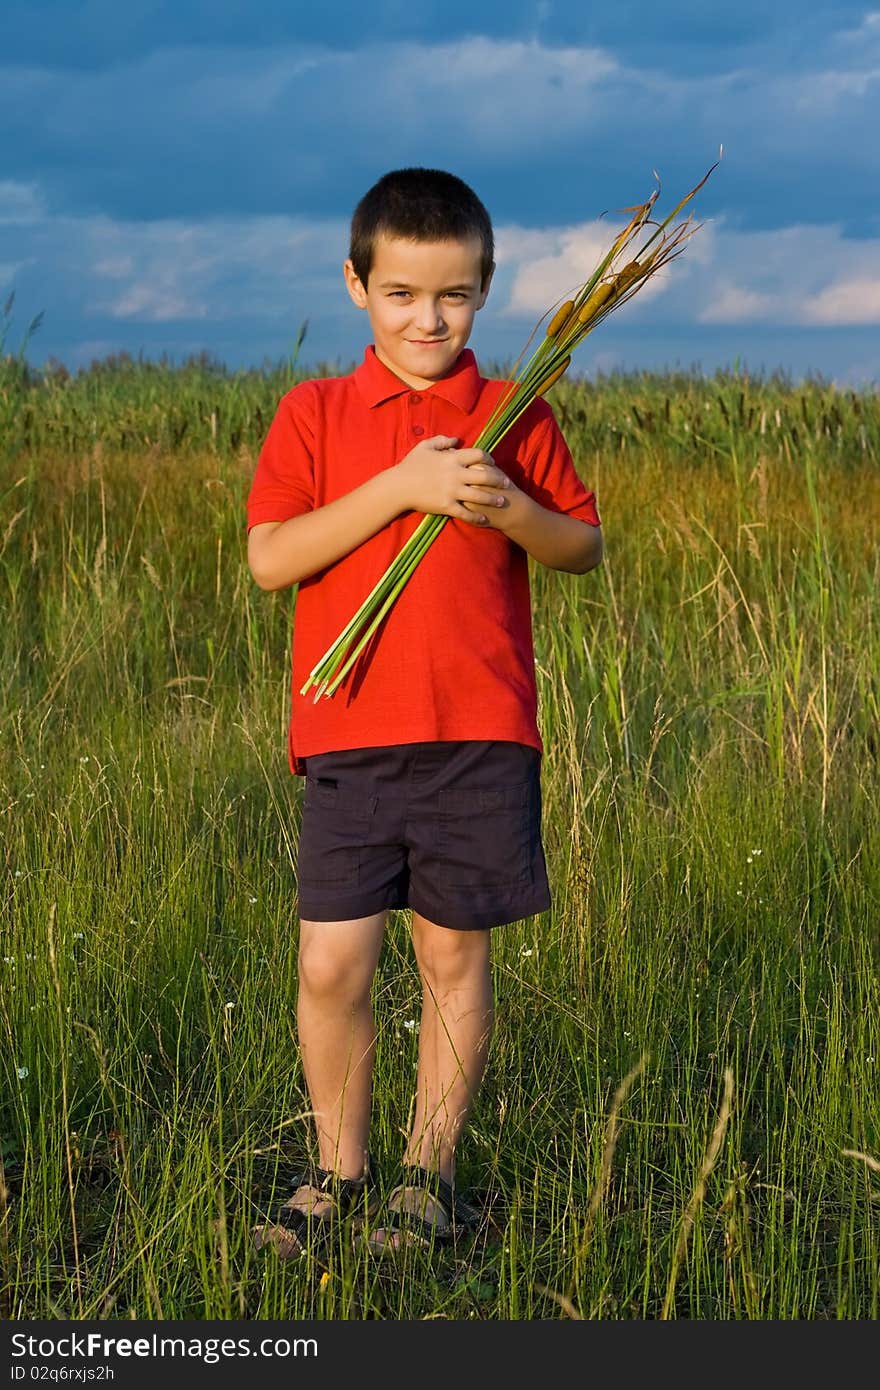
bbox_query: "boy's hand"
[393,436,512,526]
[461,458,524,529]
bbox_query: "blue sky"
[2,2,879,384]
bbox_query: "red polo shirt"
[246,347,601,775]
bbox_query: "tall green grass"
[0,354,878,1320]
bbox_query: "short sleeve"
[246,384,317,532]
[520,407,601,526]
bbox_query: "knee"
[414,928,490,997]
[298,938,372,1006]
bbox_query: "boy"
[246,168,602,1256]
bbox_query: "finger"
[456,447,493,467]
[457,503,492,525]
[462,500,507,521]
[462,462,511,489]
[464,489,508,507]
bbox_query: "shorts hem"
[296,886,405,922]
[296,887,553,931]
[408,889,552,932]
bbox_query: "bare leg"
[369,912,493,1246]
[297,911,387,1177]
[254,911,386,1254]
[406,912,493,1182]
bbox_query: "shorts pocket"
[437,780,533,888]
[297,781,375,889]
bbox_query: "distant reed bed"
[2,330,877,466]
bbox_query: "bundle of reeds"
[301,159,719,701]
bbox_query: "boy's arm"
[248,468,403,591]
[247,435,512,591]
[490,486,603,574]
[469,486,600,572]
[463,407,603,574]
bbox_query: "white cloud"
[84,213,349,322]
[699,286,776,323]
[0,260,30,289]
[0,180,46,224]
[502,223,617,316]
[93,256,135,278]
[792,67,880,111]
[501,220,675,319]
[496,214,880,328]
[1,32,877,248]
[802,278,880,324]
[105,284,208,322]
[68,339,125,366]
[0,38,622,166]
[495,226,564,266]
[833,10,880,49]
[5,180,880,367]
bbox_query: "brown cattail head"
[576,281,615,323]
[535,356,571,396]
[545,300,575,338]
[612,259,642,297]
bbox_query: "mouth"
[408,338,449,347]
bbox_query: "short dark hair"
[349,167,495,288]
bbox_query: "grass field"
[1,348,878,1319]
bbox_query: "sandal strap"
[278,1152,375,1231]
[384,1165,479,1239]
[277,1204,313,1237]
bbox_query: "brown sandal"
[253,1154,378,1261]
[366,1165,479,1253]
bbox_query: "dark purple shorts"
[296,740,552,931]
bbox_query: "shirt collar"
[354,345,483,413]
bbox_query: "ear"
[476,262,496,310]
[343,258,368,309]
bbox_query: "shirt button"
[412,424,425,436]
[410,394,422,405]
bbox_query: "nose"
[414,298,445,334]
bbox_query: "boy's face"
[343,233,492,390]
